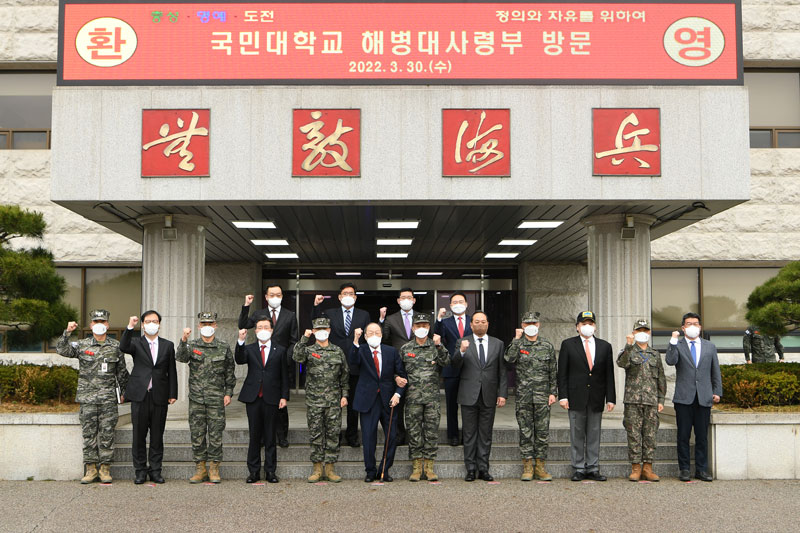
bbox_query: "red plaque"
[292,109,360,177]
[141,109,209,177]
[593,108,660,176]
[442,109,510,177]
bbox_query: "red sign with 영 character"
[141,109,210,177]
[442,109,510,177]
[592,108,660,176]
[292,109,360,177]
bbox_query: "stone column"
[583,214,656,407]
[138,214,211,419]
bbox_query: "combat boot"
[98,464,112,484]
[307,462,324,483]
[208,461,221,483]
[324,463,342,483]
[190,461,208,484]
[81,463,98,484]
[629,463,642,482]
[642,463,660,482]
[423,459,438,482]
[534,459,552,481]
[520,458,534,481]
[409,458,423,482]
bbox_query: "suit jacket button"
[588,373,592,376]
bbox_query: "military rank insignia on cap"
[198,312,217,323]
[633,319,650,330]
[521,311,541,323]
[576,311,596,324]
[312,317,331,329]
[89,309,110,321]
[413,312,431,324]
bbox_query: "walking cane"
[380,403,395,482]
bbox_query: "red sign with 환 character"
[592,108,660,176]
[141,109,210,177]
[292,109,360,177]
[442,109,510,177]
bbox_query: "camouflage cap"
[412,312,431,324]
[312,317,331,329]
[89,309,109,322]
[576,310,597,324]
[521,311,541,324]
[198,312,217,323]
[633,318,651,330]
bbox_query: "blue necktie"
[345,309,351,336]
[478,337,486,367]
[691,341,698,367]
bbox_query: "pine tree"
[745,261,800,337]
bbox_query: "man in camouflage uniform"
[56,309,129,484]
[744,325,785,363]
[617,319,666,482]
[400,313,450,482]
[176,312,236,484]
[293,317,350,483]
[504,311,557,481]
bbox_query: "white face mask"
[314,330,330,341]
[256,329,272,342]
[451,304,467,315]
[200,326,215,338]
[524,325,539,337]
[366,335,382,348]
[267,297,282,309]
[143,323,160,336]
[91,323,107,336]
[634,332,650,344]
[414,327,429,339]
[341,296,356,307]
[684,325,701,339]
[399,299,414,312]
[579,324,595,338]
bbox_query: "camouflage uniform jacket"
[56,330,129,404]
[616,343,666,406]
[293,337,349,408]
[743,328,784,362]
[176,338,236,403]
[400,338,450,404]
[504,336,557,404]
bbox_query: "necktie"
[259,344,266,398]
[404,313,411,339]
[478,337,485,367]
[373,350,381,377]
[345,309,352,336]
[457,316,465,337]
[691,341,698,367]
[584,339,593,370]
[272,308,277,325]
[148,341,157,390]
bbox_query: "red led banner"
[58,1,742,85]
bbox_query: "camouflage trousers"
[189,400,226,462]
[405,402,440,460]
[79,402,119,464]
[515,398,551,459]
[307,405,341,463]
[623,403,660,463]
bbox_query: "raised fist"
[671,331,680,339]
[379,307,387,320]
[433,334,441,346]
[304,329,313,338]
[182,328,192,342]
[128,316,139,328]
[314,294,325,306]
[244,294,254,306]
[515,329,523,339]
[460,339,470,353]
[66,321,78,333]
[626,333,635,345]
[438,308,447,320]
[238,329,247,341]
[353,328,363,341]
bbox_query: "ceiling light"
[485,252,519,259]
[336,272,361,276]
[233,221,276,229]
[377,239,413,246]
[413,291,428,295]
[251,239,289,246]
[265,253,298,259]
[461,273,482,277]
[498,239,537,246]
[517,221,564,229]
[378,221,419,229]
[417,272,442,276]
[377,253,408,259]
[356,291,364,295]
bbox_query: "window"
[652,268,699,329]
[701,268,779,329]
[0,72,55,149]
[745,71,800,148]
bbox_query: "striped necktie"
[345,309,352,336]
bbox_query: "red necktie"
[584,339,593,371]
[259,344,266,398]
[457,316,465,337]
[373,350,381,377]
[272,309,277,325]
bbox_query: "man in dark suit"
[379,287,418,445]
[349,323,406,482]
[239,284,298,448]
[235,317,289,483]
[120,311,178,484]
[666,312,722,482]
[434,292,472,446]
[450,311,507,482]
[312,282,370,447]
[558,311,616,482]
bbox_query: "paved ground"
[3,478,798,532]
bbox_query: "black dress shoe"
[465,470,476,482]
[679,470,691,482]
[478,471,494,482]
[266,472,279,483]
[149,472,165,484]
[134,472,147,484]
[585,471,607,482]
[695,471,713,482]
[364,473,376,483]
[246,473,260,483]
[571,471,585,481]
[348,440,361,448]
[449,437,460,447]
[382,474,393,482]
[278,439,289,448]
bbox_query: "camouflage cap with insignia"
[198,312,217,323]
[521,311,541,324]
[633,318,650,330]
[89,309,109,322]
[312,317,331,329]
[412,312,431,324]
[576,310,597,324]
